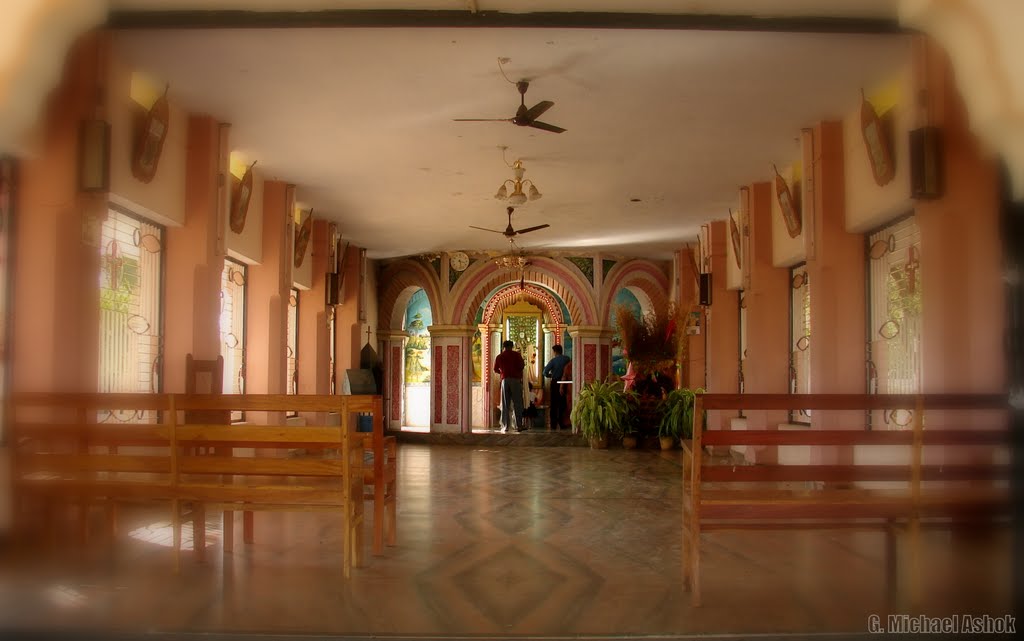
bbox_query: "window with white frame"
[220,259,247,422]
[98,207,164,421]
[867,214,921,429]
[789,264,811,423]
[287,287,299,396]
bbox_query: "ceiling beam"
[105,9,905,34]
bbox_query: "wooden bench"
[10,392,186,546]
[682,393,1010,607]
[10,392,376,578]
[173,394,366,577]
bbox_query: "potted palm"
[571,379,633,449]
[657,387,701,450]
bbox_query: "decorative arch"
[451,257,598,327]
[481,283,565,327]
[600,259,671,325]
[378,258,444,330]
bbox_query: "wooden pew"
[172,394,366,577]
[9,392,186,546]
[682,393,1010,607]
[10,392,377,578]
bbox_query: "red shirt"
[493,350,525,380]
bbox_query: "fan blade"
[454,118,513,122]
[469,225,506,234]
[528,120,566,133]
[521,100,554,122]
[513,224,550,235]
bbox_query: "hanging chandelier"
[494,159,542,205]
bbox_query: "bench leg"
[373,487,385,556]
[690,522,702,607]
[885,523,899,614]
[193,503,206,563]
[682,508,691,592]
[907,516,922,610]
[243,510,254,544]
[223,509,234,553]
[172,499,181,574]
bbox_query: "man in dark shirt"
[542,344,572,430]
[493,340,526,432]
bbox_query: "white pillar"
[379,330,408,431]
[427,325,476,433]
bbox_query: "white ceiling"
[110,2,910,258]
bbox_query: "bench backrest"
[689,393,1010,495]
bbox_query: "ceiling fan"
[470,206,550,238]
[454,79,566,134]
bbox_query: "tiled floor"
[0,444,1012,638]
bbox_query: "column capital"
[567,325,615,340]
[378,330,409,341]
[427,324,477,338]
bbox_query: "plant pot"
[589,434,609,449]
[622,435,638,450]
[659,435,675,450]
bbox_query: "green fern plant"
[657,387,703,440]
[571,379,634,440]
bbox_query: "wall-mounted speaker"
[699,272,712,306]
[910,126,943,200]
[325,272,340,306]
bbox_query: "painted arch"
[378,258,444,331]
[599,259,671,325]
[451,256,597,327]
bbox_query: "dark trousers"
[549,381,567,429]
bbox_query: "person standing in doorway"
[543,344,572,430]
[493,340,526,433]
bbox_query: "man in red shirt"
[493,340,526,432]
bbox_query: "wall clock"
[132,85,170,184]
[772,164,802,238]
[860,89,895,186]
[449,251,469,272]
[230,160,256,234]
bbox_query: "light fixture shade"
[513,165,525,180]
[527,185,542,200]
[508,189,527,205]
[494,184,508,199]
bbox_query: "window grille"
[286,288,299,417]
[789,264,811,423]
[738,292,747,415]
[98,207,164,423]
[220,259,247,422]
[867,214,921,429]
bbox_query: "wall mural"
[403,288,432,384]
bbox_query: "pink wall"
[742,182,790,457]
[679,247,704,390]
[335,243,363,373]
[706,221,739,428]
[298,220,332,396]
[163,115,225,393]
[807,121,865,398]
[247,181,293,397]
[12,34,104,393]
[916,44,1005,397]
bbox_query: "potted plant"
[657,387,701,450]
[571,379,633,449]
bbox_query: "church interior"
[0,1,1020,638]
